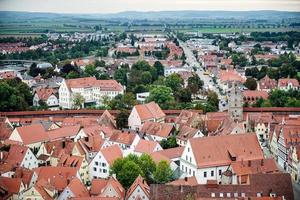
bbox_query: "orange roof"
[6,144,29,167]
[126,175,150,199]
[0,177,22,196]
[134,102,165,121]
[0,119,13,140]
[168,176,198,186]
[47,125,80,141]
[15,124,49,144]
[67,178,89,198]
[35,88,56,101]
[58,154,84,170]
[14,168,35,188]
[66,77,123,91]
[141,121,173,138]
[176,125,200,141]
[231,158,279,176]
[219,69,245,83]
[79,135,106,153]
[243,90,269,100]
[134,139,160,154]
[278,78,299,87]
[156,147,184,160]
[34,166,78,191]
[258,75,277,90]
[90,177,125,198]
[99,110,116,128]
[100,145,123,165]
[150,151,171,164]
[189,133,264,168]
[62,117,100,127]
[109,131,138,146]
[33,179,55,200]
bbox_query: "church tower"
[228,81,243,121]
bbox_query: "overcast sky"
[0,0,300,13]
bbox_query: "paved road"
[178,39,227,111]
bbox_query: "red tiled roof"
[258,75,277,90]
[126,175,150,199]
[219,69,245,83]
[189,133,264,168]
[6,144,29,167]
[134,139,160,154]
[141,121,173,138]
[47,125,80,141]
[278,78,299,87]
[100,145,123,165]
[90,177,125,198]
[0,177,22,196]
[67,178,90,198]
[14,124,49,145]
[14,168,35,188]
[109,131,138,146]
[134,102,165,121]
[156,147,184,160]
[168,176,198,186]
[35,88,56,101]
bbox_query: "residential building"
[128,102,165,131]
[58,178,89,200]
[140,121,174,142]
[126,175,150,200]
[89,145,123,180]
[59,77,124,109]
[134,139,162,156]
[180,134,264,184]
[257,75,277,92]
[90,176,125,199]
[33,88,59,109]
[278,78,299,91]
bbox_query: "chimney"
[248,160,251,167]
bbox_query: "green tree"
[175,88,192,103]
[269,89,288,107]
[153,160,173,184]
[84,65,98,77]
[207,91,219,110]
[153,61,164,76]
[28,63,39,77]
[114,68,128,86]
[147,86,175,109]
[138,154,156,184]
[244,78,257,90]
[165,73,183,92]
[116,109,129,129]
[187,74,204,94]
[117,160,142,189]
[66,71,80,79]
[141,71,152,85]
[72,93,85,109]
[160,136,178,149]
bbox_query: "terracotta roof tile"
[14,124,49,145]
[90,177,125,198]
[134,139,161,154]
[101,145,123,165]
[141,121,173,138]
[134,102,165,121]
[67,178,89,198]
[126,175,150,199]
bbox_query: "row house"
[278,78,299,91]
[89,145,123,180]
[180,134,264,184]
[33,88,59,109]
[140,121,174,142]
[134,139,162,156]
[176,125,203,146]
[257,75,277,92]
[126,175,150,200]
[128,101,165,131]
[59,77,124,109]
[90,176,125,199]
[58,178,89,200]
[289,146,300,183]
[242,90,269,105]
[108,130,140,152]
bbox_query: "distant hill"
[1,10,300,21]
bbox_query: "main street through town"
[178,39,228,111]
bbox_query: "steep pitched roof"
[134,139,160,154]
[141,121,173,138]
[47,125,80,141]
[67,178,89,198]
[100,145,123,165]
[0,177,22,198]
[278,78,299,87]
[14,124,49,144]
[176,125,200,141]
[168,176,198,186]
[6,144,29,167]
[156,147,184,160]
[90,177,125,198]
[99,110,116,128]
[13,168,35,187]
[109,131,138,146]
[126,175,150,199]
[189,133,264,168]
[35,88,56,100]
[134,102,165,121]
[34,166,78,191]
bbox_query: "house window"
[211,170,214,177]
[241,193,245,197]
[93,167,97,172]
[103,169,107,173]
[211,193,215,197]
[102,163,106,167]
[227,193,231,197]
[219,193,223,197]
[188,147,190,152]
[234,192,238,197]
[219,169,222,176]
[204,171,207,178]
[189,169,191,175]
[95,161,99,166]
[189,157,192,162]
[193,171,195,176]
[186,155,188,161]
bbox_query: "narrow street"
[178,39,227,111]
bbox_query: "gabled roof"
[99,110,116,128]
[34,166,78,191]
[231,158,279,176]
[176,125,200,141]
[35,88,56,100]
[0,177,22,198]
[79,135,106,153]
[278,78,299,87]
[156,147,184,160]
[6,144,30,167]
[62,117,100,127]
[134,139,160,154]
[13,167,35,187]
[141,121,173,138]
[100,145,123,165]
[134,102,165,121]
[65,77,123,91]
[126,175,150,199]
[150,151,172,165]
[109,131,138,146]
[168,176,198,186]
[189,133,264,168]
[47,125,80,141]
[58,154,84,170]
[14,124,49,145]
[67,178,89,198]
[90,177,125,198]
[242,90,269,100]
